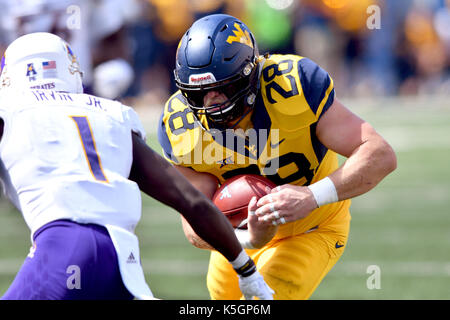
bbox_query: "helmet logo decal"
[26,63,37,81]
[189,72,216,85]
[42,60,57,78]
[226,23,253,49]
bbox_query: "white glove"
[239,270,274,300]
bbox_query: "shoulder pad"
[121,104,146,140]
[259,54,334,132]
[158,91,203,164]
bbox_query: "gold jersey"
[158,54,351,239]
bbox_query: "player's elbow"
[380,140,397,176]
[185,232,204,248]
[181,212,214,250]
[372,139,397,181]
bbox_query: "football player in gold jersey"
[157,14,397,299]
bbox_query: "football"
[212,174,277,229]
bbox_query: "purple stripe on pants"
[1,220,133,300]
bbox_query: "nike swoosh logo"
[335,242,344,249]
[270,138,285,149]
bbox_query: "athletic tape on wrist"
[230,249,256,277]
[307,177,339,207]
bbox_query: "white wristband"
[229,249,250,269]
[234,229,255,249]
[307,177,339,207]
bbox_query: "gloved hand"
[231,250,274,300]
[238,269,274,300]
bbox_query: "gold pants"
[206,209,350,300]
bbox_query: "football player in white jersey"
[0,32,273,300]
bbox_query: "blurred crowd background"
[0,0,449,107]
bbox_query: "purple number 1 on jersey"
[71,116,108,182]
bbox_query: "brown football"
[212,174,277,229]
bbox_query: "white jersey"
[0,89,146,238]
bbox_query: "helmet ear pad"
[174,14,260,125]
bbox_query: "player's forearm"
[175,166,219,250]
[157,173,242,257]
[181,217,215,250]
[328,136,397,201]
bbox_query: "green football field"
[0,96,449,300]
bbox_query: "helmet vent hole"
[224,52,237,62]
[220,24,228,32]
